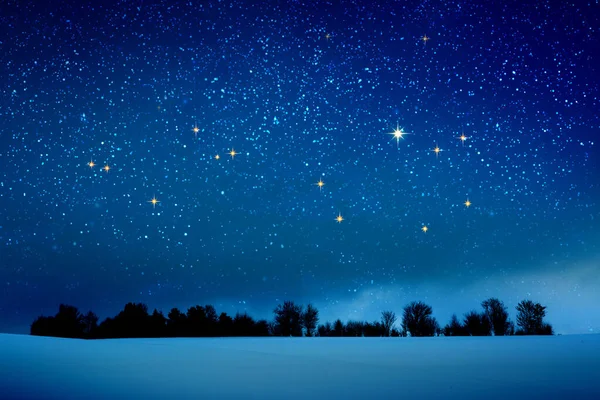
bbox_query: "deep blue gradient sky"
[1,0,599,334]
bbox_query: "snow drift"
[1,334,599,399]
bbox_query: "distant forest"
[30,298,554,339]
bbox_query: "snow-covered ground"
[1,334,599,399]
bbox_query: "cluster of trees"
[443,298,553,336]
[30,298,553,339]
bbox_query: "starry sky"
[1,0,599,335]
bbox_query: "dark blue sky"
[1,0,599,334]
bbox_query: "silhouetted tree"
[381,311,397,337]
[96,317,117,338]
[52,304,86,338]
[167,308,187,337]
[401,301,438,337]
[538,322,554,335]
[317,322,332,337]
[463,310,491,336]
[302,303,319,337]
[30,315,55,337]
[112,303,151,338]
[273,301,303,336]
[364,321,385,337]
[332,319,345,337]
[233,312,257,336]
[30,304,89,338]
[149,309,167,337]
[254,319,270,336]
[443,314,468,336]
[218,312,234,336]
[81,311,98,338]
[206,305,219,336]
[345,321,364,337]
[434,322,443,337]
[187,305,209,337]
[31,297,558,340]
[515,300,553,335]
[268,321,280,336]
[482,298,512,336]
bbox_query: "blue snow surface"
[1,334,599,400]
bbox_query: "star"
[335,213,344,223]
[464,199,472,208]
[325,33,331,41]
[388,124,411,147]
[432,144,442,157]
[421,225,428,233]
[316,179,325,191]
[103,164,110,172]
[421,34,430,44]
[192,124,200,137]
[215,154,220,160]
[87,160,95,168]
[229,149,237,159]
[148,195,160,208]
[458,132,469,146]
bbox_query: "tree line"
[30,298,553,339]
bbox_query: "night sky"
[1,0,599,335]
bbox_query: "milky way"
[1,0,599,333]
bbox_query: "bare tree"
[81,311,99,338]
[302,303,319,337]
[463,310,491,336]
[443,314,467,336]
[401,301,438,337]
[332,319,345,337]
[273,301,303,336]
[381,311,397,337]
[317,322,332,337]
[481,298,512,336]
[345,320,364,337]
[516,300,553,335]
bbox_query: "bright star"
[421,225,428,233]
[388,124,411,147]
[148,195,160,208]
[103,165,110,172]
[335,213,344,223]
[421,34,430,44]
[464,199,472,208]
[88,160,95,168]
[316,179,325,191]
[215,154,220,160]
[192,124,200,137]
[432,144,442,157]
[229,149,237,159]
[458,132,469,146]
